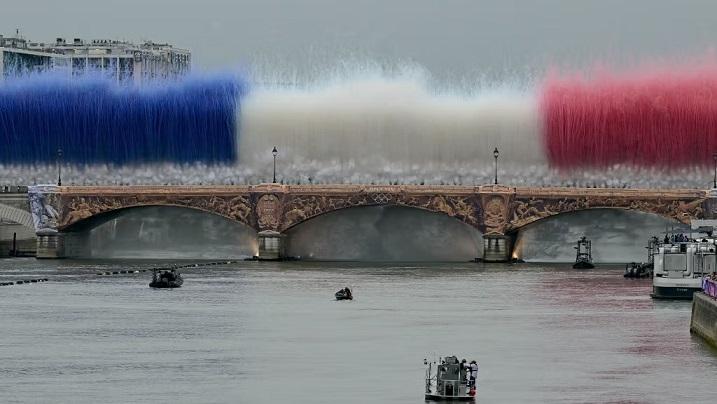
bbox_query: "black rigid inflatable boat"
[150,269,184,288]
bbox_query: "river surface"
[1,258,716,404]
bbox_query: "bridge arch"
[279,193,482,232]
[57,194,255,232]
[511,208,684,263]
[284,204,483,261]
[61,204,259,259]
[508,206,690,234]
[60,203,254,232]
[505,195,705,234]
[0,203,34,230]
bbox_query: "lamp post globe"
[272,147,278,183]
[493,147,499,185]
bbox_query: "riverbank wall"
[690,292,717,347]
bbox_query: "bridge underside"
[511,208,686,262]
[283,205,484,261]
[27,184,714,261]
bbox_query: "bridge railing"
[0,185,28,193]
[703,277,717,299]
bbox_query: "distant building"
[0,33,191,83]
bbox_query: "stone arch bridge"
[28,184,715,260]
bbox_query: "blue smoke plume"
[0,71,246,165]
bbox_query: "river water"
[1,258,716,404]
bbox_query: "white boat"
[424,356,476,401]
[651,236,716,299]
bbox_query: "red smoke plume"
[541,62,717,168]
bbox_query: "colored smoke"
[0,72,245,165]
[4,58,717,188]
[541,62,717,168]
[239,69,542,173]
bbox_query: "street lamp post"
[272,147,278,183]
[713,153,717,188]
[493,147,499,185]
[57,148,63,186]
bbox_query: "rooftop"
[0,33,189,56]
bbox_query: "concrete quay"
[690,291,717,347]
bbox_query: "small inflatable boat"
[149,269,184,288]
[335,288,352,300]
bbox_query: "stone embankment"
[690,278,717,347]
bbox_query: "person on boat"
[163,270,175,282]
[460,359,468,385]
[469,360,478,388]
[344,287,352,299]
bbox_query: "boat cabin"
[652,230,717,299]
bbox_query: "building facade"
[0,33,191,83]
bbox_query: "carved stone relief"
[57,193,255,229]
[483,196,508,234]
[280,191,481,230]
[508,195,706,231]
[256,194,281,230]
[28,185,60,234]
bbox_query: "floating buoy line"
[0,278,49,286]
[96,261,240,276]
[1,260,241,286]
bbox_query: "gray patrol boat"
[424,356,476,401]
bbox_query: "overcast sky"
[3,0,717,79]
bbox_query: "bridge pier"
[482,234,511,263]
[257,230,285,260]
[36,232,89,259]
[36,233,65,259]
